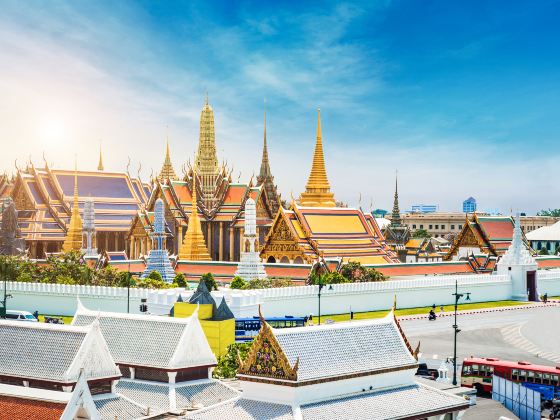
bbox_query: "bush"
[147,271,163,282]
[539,247,549,256]
[340,261,387,283]
[201,273,218,291]
[412,229,431,238]
[173,273,188,288]
[213,342,252,379]
[136,276,171,289]
[230,276,246,289]
[270,277,294,288]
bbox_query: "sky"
[1,0,559,214]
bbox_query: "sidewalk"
[397,301,560,321]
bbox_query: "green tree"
[230,276,246,289]
[537,209,560,217]
[339,261,387,283]
[270,277,294,288]
[243,278,272,289]
[136,276,171,289]
[412,229,431,238]
[201,273,218,291]
[147,271,163,282]
[213,342,252,379]
[539,247,550,256]
[173,273,188,288]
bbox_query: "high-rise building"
[463,197,477,213]
[410,204,438,213]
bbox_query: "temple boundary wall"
[3,271,560,317]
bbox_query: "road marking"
[501,323,560,364]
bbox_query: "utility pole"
[452,280,471,386]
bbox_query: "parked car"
[5,310,38,322]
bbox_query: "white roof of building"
[272,313,416,382]
[375,217,391,230]
[526,220,560,241]
[72,300,217,370]
[93,395,148,419]
[188,382,469,420]
[0,319,119,384]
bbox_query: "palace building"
[260,110,398,265]
[0,159,150,258]
[129,97,281,261]
[445,214,532,260]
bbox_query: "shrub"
[173,273,188,288]
[230,276,246,289]
[213,342,252,379]
[201,273,218,291]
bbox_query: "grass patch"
[38,315,74,325]
[323,300,530,323]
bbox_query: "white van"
[5,310,38,322]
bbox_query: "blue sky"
[1,0,559,213]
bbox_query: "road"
[401,304,560,370]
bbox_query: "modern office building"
[463,197,477,213]
[410,204,438,213]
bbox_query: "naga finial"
[126,157,131,176]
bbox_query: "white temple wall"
[3,270,560,317]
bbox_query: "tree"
[339,261,387,283]
[412,229,431,238]
[270,277,294,288]
[213,342,252,379]
[173,273,188,288]
[537,209,560,217]
[147,271,163,282]
[201,273,218,291]
[230,276,246,289]
[136,276,171,289]
[539,247,550,256]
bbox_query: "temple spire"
[97,144,104,171]
[258,105,272,180]
[391,171,401,226]
[178,172,211,261]
[195,95,219,177]
[299,108,335,207]
[62,159,83,252]
[158,137,178,182]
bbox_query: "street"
[401,304,560,369]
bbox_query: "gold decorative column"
[219,222,224,260]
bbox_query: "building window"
[412,224,416,229]
[435,225,438,229]
[441,225,445,230]
[429,225,433,229]
[420,224,424,229]
[458,224,462,230]
[451,225,455,230]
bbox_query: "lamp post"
[0,260,14,319]
[452,279,471,386]
[127,259,131,314]
[317,275,333,325]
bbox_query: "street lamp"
[317,275,333,325]
[452,279,471,386]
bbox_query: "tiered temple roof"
[256,107,281,215]
[6,162,150,252]
[260,203,398,264]
[158,139,179,182]
[445,214,532,260]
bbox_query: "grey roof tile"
[0,321,85,382]
[94,395,147,420]
[115,380,170,411]
[73,313,188,369]
[187,398,293,420]
[175,380,239,410]
[300,383,469,420]
[273,317,416,381]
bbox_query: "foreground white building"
[188,307,470,420]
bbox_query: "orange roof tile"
[0,396,65,420]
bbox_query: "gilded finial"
[97,142,104,171]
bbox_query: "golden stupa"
[299,109,336,207]
[178,175,211,261]
[62,164,84,252]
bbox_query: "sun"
[39,116,68,147]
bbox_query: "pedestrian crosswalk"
[501,323,560,364]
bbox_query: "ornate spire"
[62,160,83,252]
[158,138,178,182]
[391,171,401,226]
[299,108,335,207]
[499,213,536,266]
[195,96,219,177]
[258,105,272,181]
[178,174,211,261]
[97,144,104,171]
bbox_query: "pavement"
[401,303,560,419]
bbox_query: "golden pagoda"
[97,145,104,171]
[299,109,336,207]
[158,139,178,182]
[62,163,84,252]
[178,174,211,261]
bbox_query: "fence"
[492,375,541,420]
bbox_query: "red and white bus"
[461,357,560,400]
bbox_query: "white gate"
[492,375,541,420]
